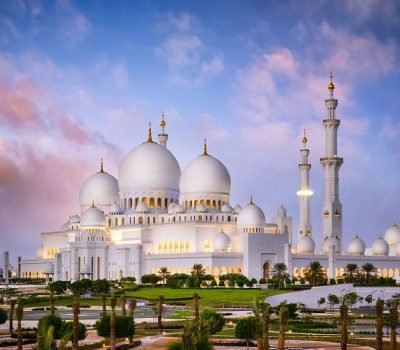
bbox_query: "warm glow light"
[296,189,314,197]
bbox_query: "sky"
[0,0,399,262]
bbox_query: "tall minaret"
[158,112,168,148]
[320,73,343,251]
[296,130,313,241]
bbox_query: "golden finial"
[100,158,104,172]
[249,196,253,205]
[202,138,208,156]
[328,71,335,91]
[146,122,154,143]
[91,200,95,208]
[302,129,307,145]
[160,112,166,128]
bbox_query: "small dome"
[372,236,389,256]
[69,215,80,224]
[277,206,287,217]
[108,202,122,215]
[384,223,400,247]
[297,235,315,254]
[79,165,119,211]
[36,246,43,259]
[80,263,91,274]
[80,205,106,227]
[213,230,231,252]
[174,204,185,214]
[234,204,242,214]
[395,242,400,256]
[168,202,176,215]
[136,201,149,213]
[323,236,340,254]
[196,203,206,213]
[348,234,366,256]
[60,220,69,231]
[237,199,265,226]
[221,203,234,213]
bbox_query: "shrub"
[194,279,201,288]
[201,281,208,287]
[237,280,244,288]
[329,278,336,285]
[61,321,87,340]
[228,280,235,287]
[37,315,63,339]
[91,279,110,294]
[201,310,225,335]
[123,283,139,291]
[218,280,225,287]
[186,278,194,288]
[259,278,266,284]
[0,308,7,324]
[210,280,217,287]
[95,315,135,338]
[48,281,68,295]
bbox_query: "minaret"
[296,130,313,241]
[320,72,343,251]
[158,112,168,147]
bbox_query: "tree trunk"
[263,309,270,350]
[50,292,55,316]
[390,302,399,350]
[376,299,384,350]
[129,298,136,345]
[193,293,199,319]
[110,294,117,350]
[120,296,126,316]
[340,303,348,350]
[72,300,80,350]
[278,304,288,350]
[101,294,107,317]
[16,298,23,350]
[8,299,15,335]
[157,295,164,334]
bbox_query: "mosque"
[16,75,400,283]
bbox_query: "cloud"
[157,34,203,66]
[110,63,129,89]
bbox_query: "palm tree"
[120,296,126,316]
[343,264,359,283]
[158,267,170,286]
[253,300,270,350]
[361,263,377,285]
[340,302,348,350]
[193,293,200,319]
[128,298,137,346]
[376,298,384,350]
[389,300,398,350]
[191,264,206,278]
[271,263,289,289]
[157,295,165,334]
[303,261,327,286]
[110,293,117,350]
[278,303,288,350]
[8,298,16,335]
[49,292,55,316]
[101,293,107,317]
[16,298,23,350]
[72,299,80,350]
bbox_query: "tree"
[253,300,271,350]
[128,298,137,346]
[342,292,361,309]
[0,308,7,324]
[110,293,117,350]
[8,299,16,334]
[193,293,200,319]
[95,315,135,338]
[157,295,165,334]
[91,279,110,295]
[120,296,126,316]
[38,315,63,339]
[16,298,23,350]
[278,303,288,350]
[361,263,377,286]
[101,294,107,317]
[191,264,206,279]
[49,292,55,316]
[340,302,348,350]
[365,294,373,304]
[317,297,326,308]
[270,263,289,289]
[48,281,68,295]
[235,317,257,350]
[328,294,340,310]
[200,310,225,336]
[376,298,384,350]
[388,300,398,350]
[70,279,92,296]
[343,264,359,284]
[303,261,327,286]
[158,267,171,286]
[72,299,80,350]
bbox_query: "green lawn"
[126,287,288,307]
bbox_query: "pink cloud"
[56,115,94,145]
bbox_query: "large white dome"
[238,199,266,227]
[79,164,119,212]
[297,235,315,254]
[180,149,231,199]
[213,230,232,252]
[80,205,106,227]
[119,141,181,195]
[348,234,366,256]
[372,236,389,256]
[323,236,340,254]
[384,224,400,247]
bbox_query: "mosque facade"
[18,76,400,283]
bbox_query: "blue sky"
[0,0,399,260]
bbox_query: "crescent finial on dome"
[146,122,154,143]
[91,200,95,208]
[160,112,166,128]
[302,129,307,145]
[328,71,335,94]
[249,196,253,205]
[202,138,208,156]
[100,158,104,172]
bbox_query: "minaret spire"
[202,138,208,156]
[320,72,343,252]
[100,158,104,172]
[158,112,168,148]
[297,129,313,241]
[146,122,154,143]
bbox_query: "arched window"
[147,217,150,224]
[206,200,210,208]
[129,198,133,208]
[138,216,143,225]
[213,266,220,277]
[164,198,168,208]
[185,241,190,252]
[149,197,155,208]
[122,218,125,225]
[200,199,205,205]
[134,198,139,208]
[142,197,148,204]
[228,216,231,222]
[221,266,227,275]
[161,217,164,223]
[115,218,118,226]
[189,200,193,209]
[124,198,127,209]
[198,215,202,222]
[194,200,198,208]
[157,198,162,208]
[153,217,156,224]
[218,200,221,208]
[108,218,111,227]
[212,200,216,208]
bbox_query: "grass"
[125,287,288,307]
[24,297,102,307]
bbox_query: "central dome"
[118,140,181,198]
